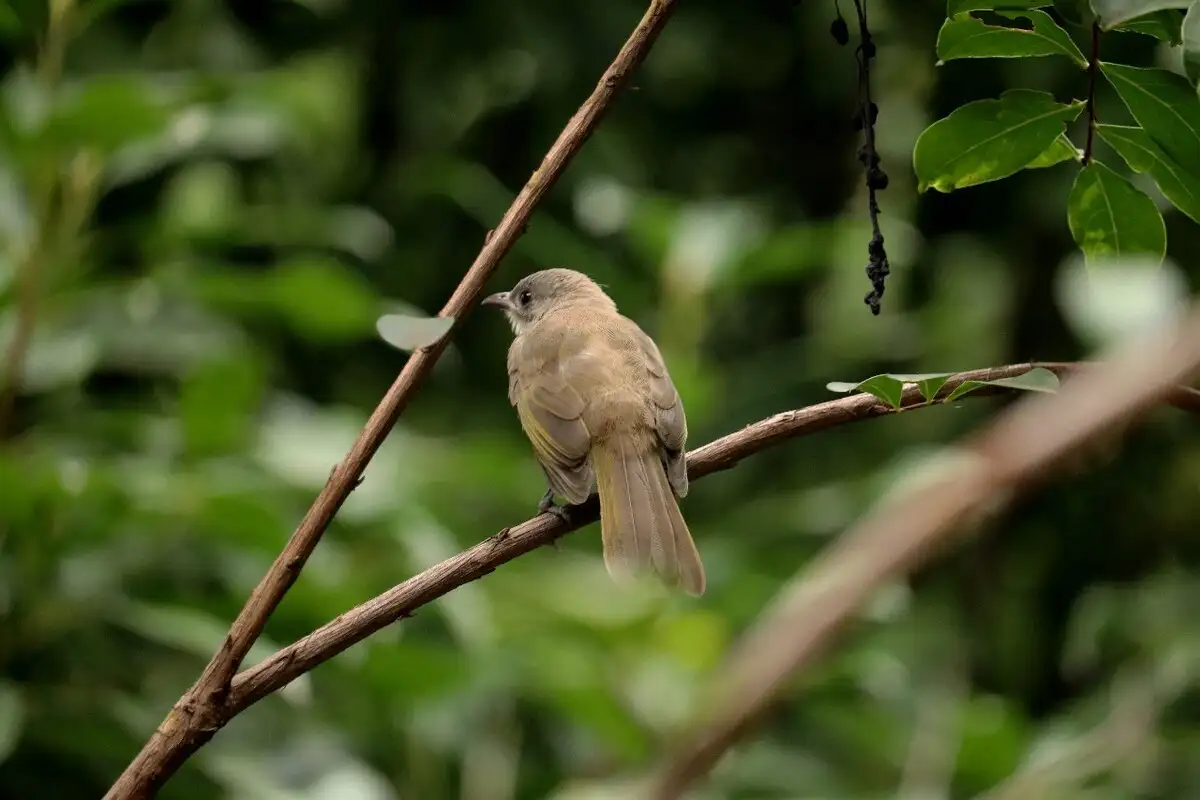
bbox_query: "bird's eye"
[518,290,533,306]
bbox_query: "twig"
[648,310,1200,799]
[1082,21,1100,165]
[183,364,1194,723]
[0,223,48,439]
[0,0,75,438]
[103,1,681,796]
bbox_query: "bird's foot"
[538,488,572,524]
[538,489,572,552]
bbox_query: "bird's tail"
[592,439,705,596]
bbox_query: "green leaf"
[0,682,23,765]
[826,371,1056,407]
[1068,160,1167,264]
[271,256,381,341]
[904,373,954,402]
[1028,134,1082,168]
[1100,62,1200,178]
[42,75,174,153]
[180,355,264,457]
[376,313,456,352]
[1090,0,1192,28]
[1184,3,1200,84]
[1098,124,1200,222]
[111,600,286,671]
[826,374,906,409]
[0,0,43,40]
[948,0,1053,12]
[945,368,1060,401]
[913,90,1085,193]
[936,10,1088,67]
[1114,8,1185,41]
[983,367,1062,392]
[0,4,22,39]
[945,381,989,401]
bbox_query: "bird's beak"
[481,291,514,311]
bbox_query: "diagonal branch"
[103,1,680,796]
[648,310,1200,799]
[201,363,1194,718]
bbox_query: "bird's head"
[482,268,616,334]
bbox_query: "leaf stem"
[1082,21,1100,166]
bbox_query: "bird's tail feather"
[593,440,705,596]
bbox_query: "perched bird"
[482,268,705,596]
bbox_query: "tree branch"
[648,310,1200,799]
[103,1,680,796]
[216,364,1194,722]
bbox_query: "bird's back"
[516,305,658,444]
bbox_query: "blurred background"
[1,0,1199,797]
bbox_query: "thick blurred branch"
[103,1,681,796]
[649,311,1200,800]
[207,364,1195,719]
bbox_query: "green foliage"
[1114,8,1185,42]
[936,10,1089,66]
[826,368,1060,409]
[1090,0,1193,28]
[1186,4,1200,81]
[913,91,1084,192]
[1100,62,1200,176]
[1068,161,1167,262]
[923,0,1200,271]
[1097,124,1200,222]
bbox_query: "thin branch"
[103,1,680,796]
[199,364,1192,721]
[648,309,1200,799]
[0,0,75,439]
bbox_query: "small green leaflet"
[1115,9,1185,42]
[1097,124,1200,222]
[1090,0,1192,28]
[945,367,1061,401]
[1184,3,1200,84]
[826,369,1060,409]
[0,681,22,765]
[914,90,1084,193]
[1101,62,1200,178]
[1028,134,1083,168]
[936,10,1088,67]
[826,374,908,409]
[1068,161,1167,264]
[947,0,1053,12]
[376,314,455,351]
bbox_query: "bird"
[482,268,705,596]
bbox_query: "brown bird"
[482,268,705,596]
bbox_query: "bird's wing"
[509,338,594,504]
[629,322,689,496]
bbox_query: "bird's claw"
[538,488,572,524]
